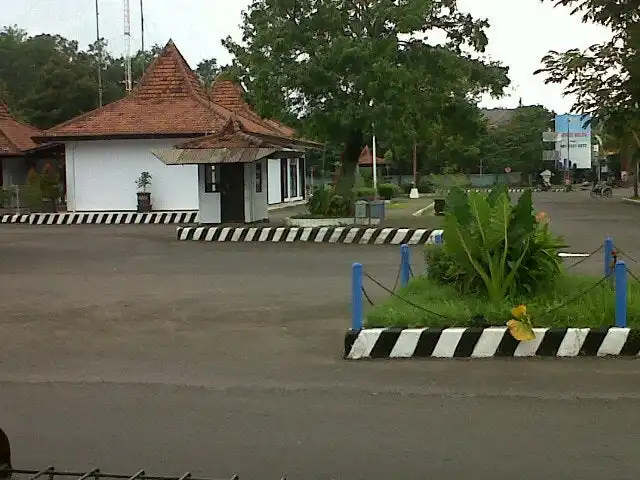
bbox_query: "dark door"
[219,163,245,223]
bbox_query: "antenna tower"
[124,0,133,92]
[95,0,103,106]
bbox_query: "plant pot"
[41,197,57,213]
[137,191,152,212]
[434,198,446,216]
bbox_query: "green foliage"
[40,164,60,200]
[355,187,376,199]
[428,173,470,197]
[417,178,434,193]
[135,171,152,192]
[424,245,466,287]
[224,0,510,192]
[366,274,640,328]
[308,185,352,217]
[377,183,400,200]
[441,186,566,304]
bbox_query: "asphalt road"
[2,191,640,479]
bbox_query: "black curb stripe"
[495,330,520,356]
[536,328,567,356]
[100,214,108,224]
[620,330,640,355]
[413,328,444,357]
[351,228,366,243]
[209,227,223,241]
[453,328,484,357]
[418,230,432,244]
[368,229,383,244]
[345,227,360,243]
[176,227,183,239]
[167,212,176,224]
[59,213,68,224]
[399,229,414,245]
[291,227,304,242]
[383,228,397,244]
[309,227,321,242]
[280,227,291,241]
[190,212,197,223]
[344,330,360,358]
[185,228,196,241]
[322,227,334,243]
[80,214,88,224]
[580,327,610,356]
[159,213,168,224]
[369,328,403,358]
[336,227,350,243]
[238,228,250,241]
[265,227,276,241]
[118,213,127,224]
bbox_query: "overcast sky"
[4,0,611,114]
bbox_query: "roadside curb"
[412,202,434,217]
[344,327,640,359]
[177,226,439,245]
[0,211,198,225]
[465,188,566,193]
[622,197,640,205]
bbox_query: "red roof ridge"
[0,102,11,120]
[133,39,206,100]
[38,96,131,136]
[0,101,42,154]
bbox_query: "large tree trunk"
[335,128,363,198]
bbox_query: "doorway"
[219,163,245,223]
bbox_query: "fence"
[0,184,42,214]
[0,467,277,480]
[350,236,638,330]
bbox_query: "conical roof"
[0,102,41,155]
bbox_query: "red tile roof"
[177,118,294,150]
[0,102,42,156]
[358,145,386,166]
[37,40,301,143]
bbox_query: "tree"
[224,0,509,195]
[196,58,221,88]
[479,105,554,176]
[535,0,640,194]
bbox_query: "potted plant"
[135,171,153,212]
[39,164,61,213]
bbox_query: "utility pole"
[140,0,145,52]
[95,0,103,107]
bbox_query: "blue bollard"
[400,244,411,287]
[435,232,443,245]
[615,260,627,328]
[604,237,614,277]
[352,262,363,330]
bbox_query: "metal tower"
[124,0,132,92]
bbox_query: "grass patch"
[366,274,640,328]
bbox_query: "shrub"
[377,183,400,200]
[440,185,566,304]
[355,186,377,199]
[40,164,61,200]
[417,178,434,193]
[424,245,467,287]
[400,182,414,194]
[307,185,352,217]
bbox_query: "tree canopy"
[223,0,510,192]
[0,26,221,129]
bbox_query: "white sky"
[3,0,612,114]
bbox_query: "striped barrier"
[0,211,198,225]
[177,226,440,245]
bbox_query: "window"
[204,164,218,193]
[289,159,299,198]
[255,162,263,193]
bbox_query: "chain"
[613,245,639,264]
[540,276,610,318]
[626,267,640,285]
[565,244,603,269]
[362,270,458,322]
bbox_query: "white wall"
[267,158,281,205]
[2,157,28,186]
[244,159,268,222]
[66,139,199,211]
[197,164,221,223]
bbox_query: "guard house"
[153,119,317,224]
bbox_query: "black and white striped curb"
[0,211,198,225]
[345,327,640,358]
[177,226,440,245]
[465,188,566,193]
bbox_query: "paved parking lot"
[2,190,640,479]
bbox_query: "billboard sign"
[554,114,592,169]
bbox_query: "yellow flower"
[507,319,535,341]
[511,304,527,319]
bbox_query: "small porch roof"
[152,119,306,166]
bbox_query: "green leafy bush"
[377,183,400,200]
[308,185,352,217]
[417,178,434,193]
[424,245,467,286]
[355,186,376,199]
[439,185,566,304]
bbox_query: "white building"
[36,40,314,220]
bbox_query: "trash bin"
[368,199,386,221]
[354,200,369,225]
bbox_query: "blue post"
[352,262,363,330]
[604,237,614,277]
[615,261,627,328]
[435,232,443,245]
[400,244,411,287]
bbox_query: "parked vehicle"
[590,181,613,198]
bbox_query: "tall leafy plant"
[442,186,565,304]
